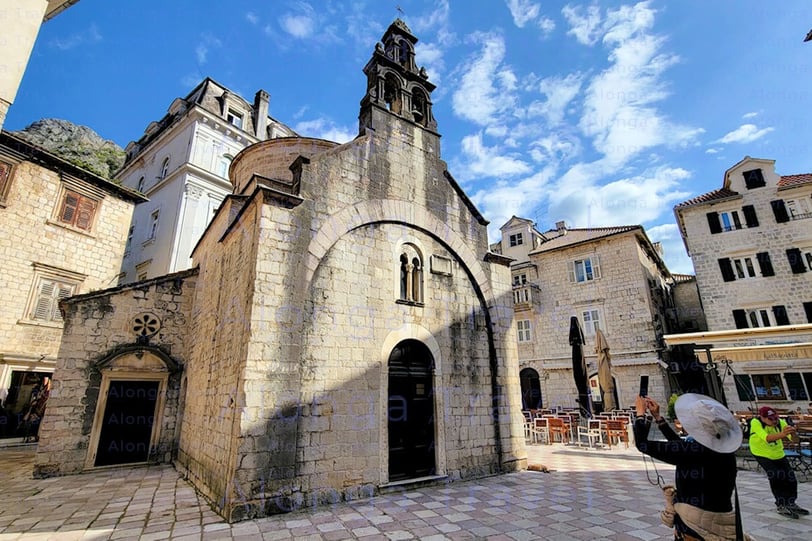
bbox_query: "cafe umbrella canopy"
[595,329,617,411]
[569,316,592,418]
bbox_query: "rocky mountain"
[12,118,125,180]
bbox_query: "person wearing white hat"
[634,393,750,541]
[749,406,808,519]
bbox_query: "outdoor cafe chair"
[530,417,550,445]
[605,419,630,448]
[547,417,569,444]
[577,419,606,449]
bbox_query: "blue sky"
[7,0,812,274]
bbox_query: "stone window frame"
[512,273,528,286]
[159,156,170,180]
[84,367,169,470]
[226,109,244,129]
[394,238,426,306]
[21,263,86,327]
[50,179,103,235]
[580,307,603,337]
[509,232,523,247]
[0,157,15,206]
[569,255,602,283]
[144,208,160,245]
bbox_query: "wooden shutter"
[567,261,576,282]
[787,248,807,273]
[59,191,80,225]
[743,168,765,189]
[32,281,55,320]
[74,197,97,231]
[591,255,601,279]
[733,374,755,402]
[772,305,790,326]
[804,301,812,324]
[742,205,759,227]
[771,200,789,223]
[706,212,722,234]
[0,160,12,199]
[718,258,735,281]
[784,373,808,400]
[732,309,748,329]
[756,252,774,277]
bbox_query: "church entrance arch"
[387,339,435,481]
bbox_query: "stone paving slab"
[0,443,809,540]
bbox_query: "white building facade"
[670,157,812,412]
[117,79,296,283]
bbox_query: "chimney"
[653,241,664,258]
[253,89,270,139]
[555,220,567,233]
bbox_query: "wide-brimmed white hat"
[674,393,742,454]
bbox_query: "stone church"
[35,20,527,521]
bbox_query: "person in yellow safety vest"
[749,406,809,519]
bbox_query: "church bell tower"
[359,19,438,135]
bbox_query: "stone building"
[0,130,144,435]
[492,217,680,411]
[667,157,812,411]
[35,20,526,521]
[116,78,296,283]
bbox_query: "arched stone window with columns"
[396,241,424,305]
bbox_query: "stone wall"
[177,108,524,521]
[34,271,197,476]
[517,231,670,408]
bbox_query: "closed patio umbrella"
[569,316,592,418]
[595,329,616,411]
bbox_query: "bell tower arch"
[359,18,437,134]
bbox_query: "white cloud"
[459,132,532,179]
[538,17,556,36]
[526,73,583,125]
[505,0,541,28]
[715,123,774,144]
[578,2,702,165]
[415,42,444,84]
[473,167,557,237]
[742,111,758,119]
[245,12,259,25]
[293,118,354,144]
[50,24,102,50]
[705,148,721,154]
[529,133,581,164]
[562,4,603,45]
[647,223,694,275]
[451,32,517,125]
[547,165,692,230]
[410,0,455,45]
[280,3,317,39]
[195,33,222,65]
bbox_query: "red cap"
[759,406,778,418]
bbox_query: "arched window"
[383,74,402,114]
[398,40,410,67]
[136,176,145,192]
[159,157,170,180]
[398,243,423,304]
[412,89,428,126]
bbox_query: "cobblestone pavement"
[0,442,809,540]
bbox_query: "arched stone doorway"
[520,367,542,410]
[388,339,435,481]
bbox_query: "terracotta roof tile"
[778,174,812,189]
[674,188,739,209]
[530,225,639,253]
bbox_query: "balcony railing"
[512,285,536,309]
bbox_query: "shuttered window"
[784,373,808,400]
[0,159,13,202]
[756,252,774,277]
[743,168,765,189]
[787,248,807,274]
[804,302,812,323]
[31,279,75,322]
[771,200,790,223]
[706,212,722,234]
[733,374,755,402]
[742,205,759,228]
[58,189,98,231]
